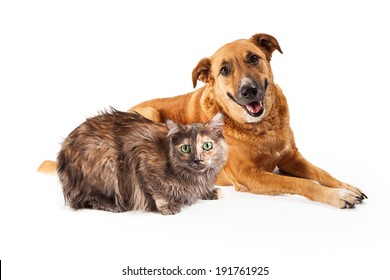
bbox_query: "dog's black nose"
[241,85,258,98]
[238,78,261,103]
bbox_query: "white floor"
[1,1,389,279]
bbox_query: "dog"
[130,33,366,208]
[39,33,366,208]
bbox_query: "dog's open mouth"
[227,93,265,117]
[246,101,264,115]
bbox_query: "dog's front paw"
[327,188,365,209]
[340,182,367,202]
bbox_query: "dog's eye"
[220,66,230,76]
[249,55,260,65]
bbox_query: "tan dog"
[130,33,366,208]
[39,33,366,208]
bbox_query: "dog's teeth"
[245,101,263,114]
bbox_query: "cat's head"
[165,113,227,173]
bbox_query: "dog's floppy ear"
[192,58,212,88]
[250,33,283,61]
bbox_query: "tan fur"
[37,160,57,174]
[130,33,366,208]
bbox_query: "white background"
[1,0,389,279]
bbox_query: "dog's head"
[192,33,282,124]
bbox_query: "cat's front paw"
[159,203,181,215]
[202,188,222,200]
[212,188,223,200]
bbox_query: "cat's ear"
[206,113,224,131]
[165,119,181,137]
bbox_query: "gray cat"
[57,109,227,215]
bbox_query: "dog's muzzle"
[228,78,268,117]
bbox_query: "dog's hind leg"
[131,106,162,123]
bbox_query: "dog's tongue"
[246,101,262,114]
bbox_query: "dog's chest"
[258,136,288,155]
[253,132,291,169]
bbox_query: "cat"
[57,109,227,215]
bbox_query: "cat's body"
[57,109,227,215]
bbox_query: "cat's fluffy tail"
[37,160,57,174]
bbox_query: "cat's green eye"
[180,144,191,153]
[202,141,213,151]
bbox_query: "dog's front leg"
[224,165,365,208]
[277,150,367,199]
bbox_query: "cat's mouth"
[227,92,265,118]
[190,165,207,172]
[189,161,209,172]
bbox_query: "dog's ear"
[192,58,212,88]
[250,33,283,61]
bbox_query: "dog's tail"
[37,160,57,174]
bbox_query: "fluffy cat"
[57,109,227,215]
